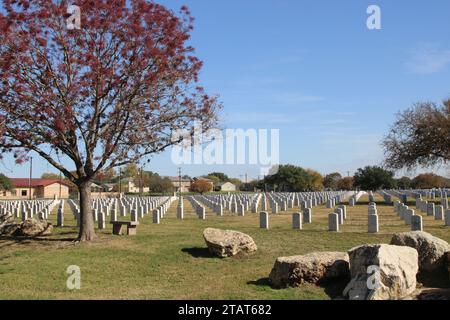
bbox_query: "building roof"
[195,177,213,183]
[10,178,71,188]
[164,176,192,182]
[217,182,235,187]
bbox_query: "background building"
[165,176,191,193]
[121,177,150,194]
[215,182,236,192]
[1,178,70,199]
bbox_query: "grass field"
[0,194,449,300]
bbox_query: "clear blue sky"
[2,0,450,180]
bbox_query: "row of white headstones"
[61,196,176,229]
[81,190,449,232]
[365,190,450,234]
[227,189,449,234]
[172,191,366,231]
[393,198,450,230]
[260,191,368,230]
[380,189,449,206]
[0,199,60,221]
[10,189,447,234]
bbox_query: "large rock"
[203,228,257,258]
[269,251,350,288]
[343,244,418,300]
[390,231,450,272]
[0,222,21,236]
[1,213,21,236]
[16,219,53,237]
[0,213,13,227]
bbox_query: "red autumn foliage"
[0,0,221,240]
[189,179,213,195]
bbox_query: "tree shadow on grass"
[53,231,79,236]
[0,235,76,246]
[0,235,75,241]
[353,201,393,207]
[181,247,217,259]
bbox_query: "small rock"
[269,251,350,288]
[203,228,257,258]
[390,231,450,272]
[343,244,418,300]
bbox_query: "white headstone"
[292,212,302,230]
[445,209,450,226]
[177,205,184,219]
[57,207,64,227]
[260,211,269,229]
[303,208,312,224]
[131,209,138,223]
[368,214,379,233]
[335,208,345,225]
[411,215,423,231]
[98,211,106,229]
[427,203,435,217]
[198,207,206,220]
[328,213,339,232]
[435,205,444,221]
[152,209,160,224]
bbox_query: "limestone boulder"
[0,222,21,236]
[16,219,53,237]
[0,212,13,225]
[390,231,450,272]
[269,251,350,288]
[203,228,257,258]
[343,244,418,300]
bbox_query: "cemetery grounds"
[0,193,449,300]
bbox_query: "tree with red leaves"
[0,0,221,241]
[189,179,213,195]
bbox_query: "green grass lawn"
[0,194,449,300]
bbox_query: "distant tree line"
[4,162,448,197]
[242,165,449,193]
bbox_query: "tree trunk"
[77,181,96,241]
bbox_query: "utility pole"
[28,157,33,200]
[178,167,182,195]
[119,167,122,196]
[59,172,62,199]
[140,167,143,196]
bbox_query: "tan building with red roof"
[1,178,70,200]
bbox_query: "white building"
[215,182,236,192]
